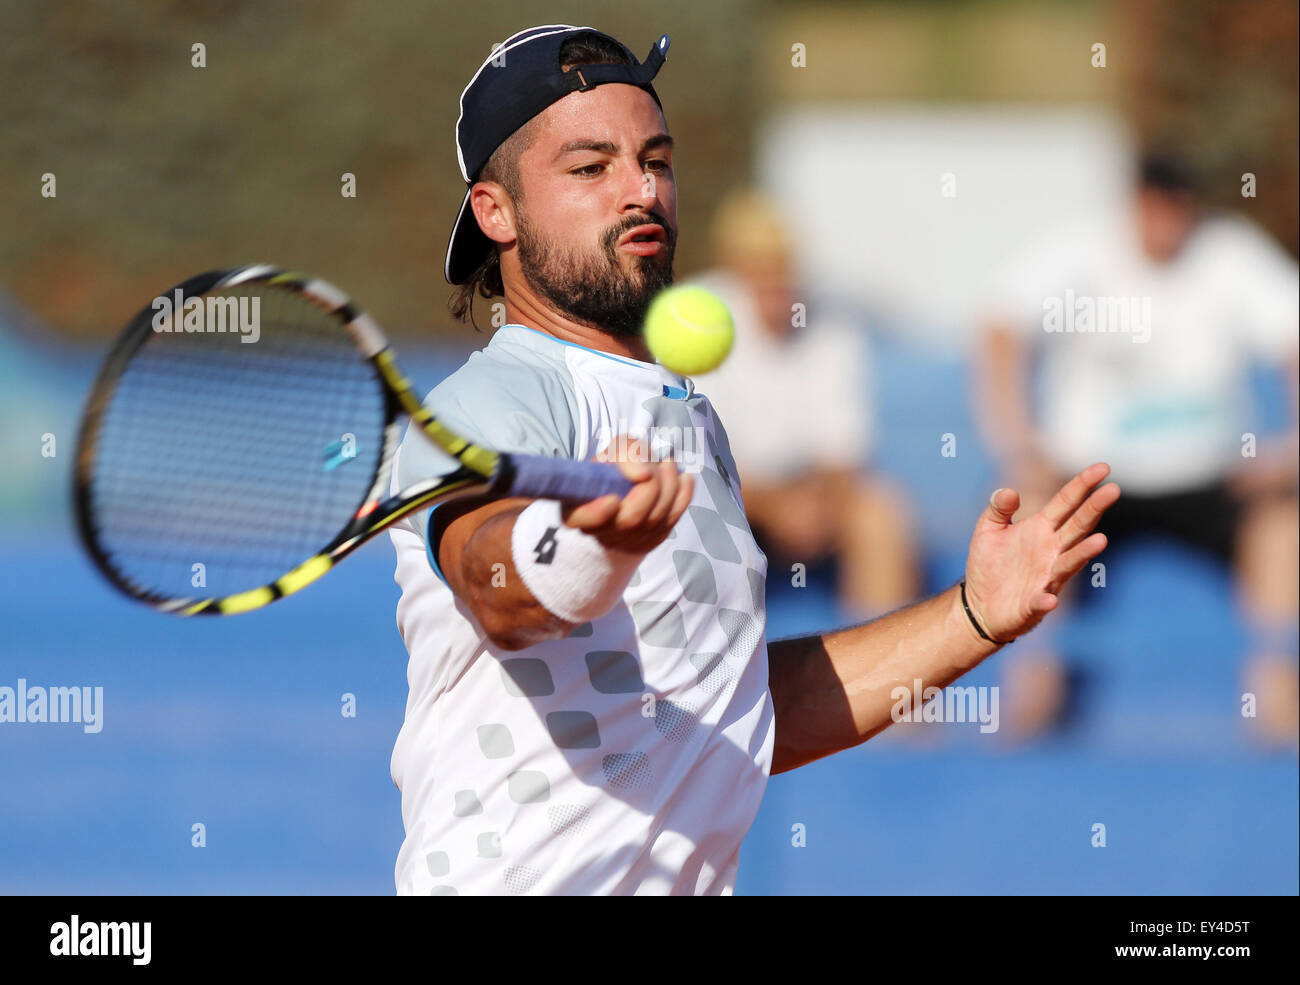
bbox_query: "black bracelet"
[960,580,1009,645]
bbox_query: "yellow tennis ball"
[643,286,735,376]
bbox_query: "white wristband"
[510,499,642,625]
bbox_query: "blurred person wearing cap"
[976,153,1300,745]
[385,23,1118,896]
[688,187,920,618]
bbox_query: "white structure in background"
[756,105,1132,348]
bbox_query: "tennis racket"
[74,265,634,616]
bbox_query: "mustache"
[605,214,675,249]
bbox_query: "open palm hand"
[963,463,1121,643]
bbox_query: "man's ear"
[470,181,516,245]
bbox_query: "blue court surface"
[0,326,1295,895]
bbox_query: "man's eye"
[645,159,671,172]
[572,164,604,176]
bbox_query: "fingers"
[1032,592,1060,616]
[598,439,653,483]
[563,493,621,530]
[613,460,676,532]
[569,438,654,531]
[979,486,1021,529]
[642,458,682,528]
[1041,462,1112,530]
[567,436,695,548]
[1058,481,1121,550]
[666,471,695,528]
[1050,531,1108,592]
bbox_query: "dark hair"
[448,32,638,327]
[1138,151,1199,195]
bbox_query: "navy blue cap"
[445,25,671,285]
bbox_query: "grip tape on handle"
[502,453,636,502]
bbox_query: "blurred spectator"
[690,187,920,617]
[975,153,1300,745]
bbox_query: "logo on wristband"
[534,527,559,564]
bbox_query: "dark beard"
[515,209,676,338]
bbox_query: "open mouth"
[618,224,668,255]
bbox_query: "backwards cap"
[445,25,671,285]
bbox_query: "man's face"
[510,83,678,337]
[732,254,796,342]
[1136,186,1198,264]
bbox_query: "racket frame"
[74,266,508,616]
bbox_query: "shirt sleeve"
[1210,216,1300,364]
[392,345,580,582]
[982,222,1098,338]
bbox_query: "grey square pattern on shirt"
[431,390,766,895]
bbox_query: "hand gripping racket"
[73,265,633,616]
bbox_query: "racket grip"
[501,453,635,503]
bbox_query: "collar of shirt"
[494,323,694,398]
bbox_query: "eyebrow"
[553,133,674,161]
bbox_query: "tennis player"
[386,24,1119,895]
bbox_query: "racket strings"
[87,284,389,599]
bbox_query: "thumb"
[979,487,1019,529]
[562,493,621,531]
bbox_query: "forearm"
[452,501,576,650]
[737,478,787,530]
[767,583,1001,773]
[449,491,650,652]
[736,471,843,558]
[977,325,1039,466]
[441,461,676,650]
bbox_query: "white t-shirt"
[386,324,774,895]
[687,269,871,484]
[986,211,1298,495]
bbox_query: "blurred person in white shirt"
[690,187,919,618]
[976,153,1299,745]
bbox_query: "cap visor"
[444,185,494,285]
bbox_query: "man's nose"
[615,159,659,212]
